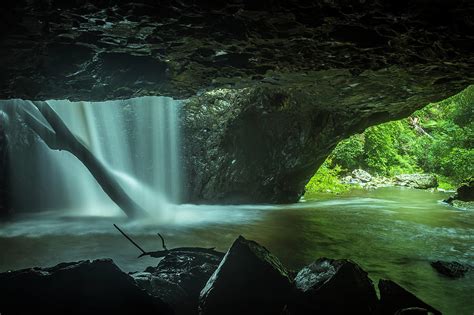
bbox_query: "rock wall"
[181,69,461,203]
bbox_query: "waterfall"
[1,96,182,217]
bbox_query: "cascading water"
[1,96,182,217]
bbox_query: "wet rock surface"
[0,258,173,315]
[378,279,442,315]
[292,257,378,314]
[198,235,292,315]
[0,0,472,101]
[133,250,224,315]
[430,260,472,279]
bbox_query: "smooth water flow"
[0,188,472,314]
[2,97,182,216]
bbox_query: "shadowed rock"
[199,235,292,315]
[0,259,173,315]
[444,177,474,209]
[133,250,224,315]
[430,260,471,279]
[291,258,378,314]
[378,279,441,315]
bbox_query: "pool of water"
[0,187,472,314]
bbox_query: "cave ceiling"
[0,0,472,102]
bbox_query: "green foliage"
[309,85,473,191]
[304,158,351,196]
[331,134,364,170]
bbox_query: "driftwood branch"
[114,224,222,259]
[17,101,148,218]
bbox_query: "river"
[0,187,472,314]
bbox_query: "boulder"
[430,260,471,279]
[0,259,173,315]
[292,258,378,314]
[352,169,373,183]
[133,250,224,314]
[444,177,474,209]
[199,236,292,315]
[455,177,474,201]
[395,174,438,189]
[378,279,441,315]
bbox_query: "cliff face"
[0,0,473,203]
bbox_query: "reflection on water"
[0,187,472,315]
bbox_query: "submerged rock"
[430,260,471,279]
[395,174,438,189]
[133,250,224,315]
[0,259,173,315]
[199,235,292,315]
[292,258,378,314]
[378,279,441,315]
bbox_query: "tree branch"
[17,101,148,218]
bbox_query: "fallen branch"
[17,101,148,218]
[113,224,222,258]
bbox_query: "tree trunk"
[18,101,148,219]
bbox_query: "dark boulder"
[0,259,173,315]
[430,260,471,279]
[455,177,474,201]
[444,177,474,209]
[198,235,292,315]
[378,279,441,315]
[133,250,224,315]
[291,258,378,314]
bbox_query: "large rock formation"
[0,259,173,315]
[0,0,473,203]
[199,235,292,314]
[181,80,448,203]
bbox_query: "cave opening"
[0,0,473,313]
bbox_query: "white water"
[2,97,182,217]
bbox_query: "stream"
[0,187,472,314]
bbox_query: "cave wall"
[181,68,466,204]
[0,0,473,204]
[0,0,472,101]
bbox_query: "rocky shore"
[342,169,439,190]
[0,236,443,315]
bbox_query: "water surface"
[0,187,472,315]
